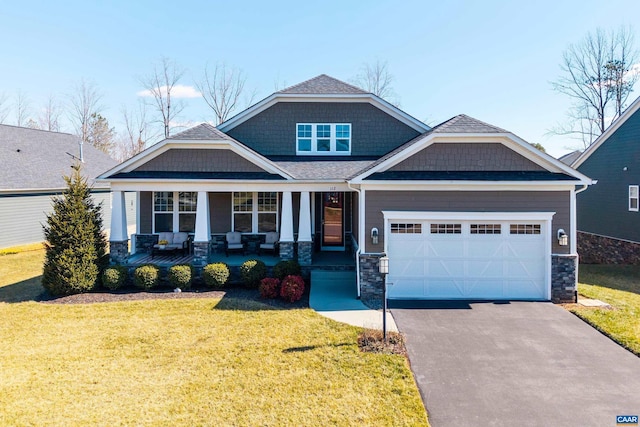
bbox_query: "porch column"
[297,191,312,266]
[193,191,210,266]
[109,191,129,263]
[279,191,294,260]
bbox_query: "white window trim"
[630,185,639,212]
[152,191,197,233]
[232,192,279,234]
[296,123,351,155]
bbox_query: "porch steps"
[310,271,362,311]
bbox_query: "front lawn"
[0,251,428,426]
[570,264,640,356]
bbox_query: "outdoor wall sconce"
[557,229,568,246]
[371,227,379,245]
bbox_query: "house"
[571,95,640,263]
[558,150,582,166]
[0,125,135,249]
[99,74,592,303]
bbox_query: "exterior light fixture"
[557,229,568,246]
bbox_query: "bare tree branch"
[14,90,31,127]
[138,57,185,138]
[352,60,399,105]
[68,79,103,143]
[0,92,9,124]
[38,94,62,132]
[196,63,254,125]
[114,101,156,161]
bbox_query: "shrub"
[273,260,301,280]
[133,264,160,290]
[259,277,281,299]
[280,275,305,303]
[240,259,267,289]
[202,262,230,288]
[102,265,128,291]
[41,165,107,296]
[168,264,194,290]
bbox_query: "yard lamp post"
[379,255,389,342]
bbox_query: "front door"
[322,192,344,249]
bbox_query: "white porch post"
[279,191,295,260]
[298,191,312,242]
[194,191,210,242]
[280,191,294,242]
[110,191,128,242]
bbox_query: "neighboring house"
[99,75,592,303]
[558,150,582,166]
[0,125,135,249]
[571,96,640,263]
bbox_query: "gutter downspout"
[573,181,594,301]
[347,180,362,298]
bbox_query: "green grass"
[570,264,640,356]
[0,247,45,303]
[0,252,428,426]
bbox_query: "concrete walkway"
[309,271,398,331]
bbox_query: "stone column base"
[279,241,294,260]
[193,241,210,266]
[551,254,577,303]
[109,240,129,264]
[359,254,384,308]
[297,241,312,266]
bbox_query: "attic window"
[296,123,351,155]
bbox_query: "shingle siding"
[134,149,266,173]
[576,108,640,242]
[140,191,152,233]
[210,192,231,233]
[389,143,545,172]
[364,190,571,253]
[225,102,421,157]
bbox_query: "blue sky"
[2,0,640,156]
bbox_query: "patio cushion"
[227,243,244,250]
[226,232,242,244]
[264,232,279,244]
[173,232,189,246]
[158,232,174,244]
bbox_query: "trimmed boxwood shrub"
[202,262,230,289]
[240,259,267,289]
[168,264,194,290]
[273,260,301,280]
[133,264,160,290]
[259,277,281,299]
[101,265,128,291]
[280,275,305,303]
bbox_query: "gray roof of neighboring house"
[0,124,117,191]
[273,158,376,180]
[168,123,233,140]
[277,74,368,95]
[558,150,582,165]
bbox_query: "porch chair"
[225,231,246,257]
[258,232,280,255]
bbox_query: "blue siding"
[577,108,640,242]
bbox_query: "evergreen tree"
[42,164,107,296]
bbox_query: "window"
[233,192,278,233]
[430,224,462,234]
[391,223,422,234]
[630,185,639,211]
[296,123,351,155]
[510,224,541,235]
[470,224,501,234]
[153,191,198,233]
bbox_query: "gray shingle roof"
[168,123,233,140]
[558,150,582,165]
[0,124,117,191]
[432,114,508,134]
[274,159,376,180]
[277,74,367,95]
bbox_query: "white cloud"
[137,84,202,99]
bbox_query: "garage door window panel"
[510,224,541,235]
[430,223,462,234]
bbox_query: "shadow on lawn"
[282,343,352,353]
[579,264,640,296]
[212,288,309,312]
[0,275,46,303]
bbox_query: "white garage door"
[386,214,550,300]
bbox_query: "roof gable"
[572,95,640,168]
[0,124,116,191]
[432,114,509,134]
[278,74,367,94]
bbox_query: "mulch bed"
[40,286,309,309]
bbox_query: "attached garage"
[383,212,553,300]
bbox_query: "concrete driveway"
[391,301,640,427]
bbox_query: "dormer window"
[297,123,351,155]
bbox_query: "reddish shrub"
[280,275,305,303]
[259,277,281,299]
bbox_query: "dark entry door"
[322,192,344,248]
